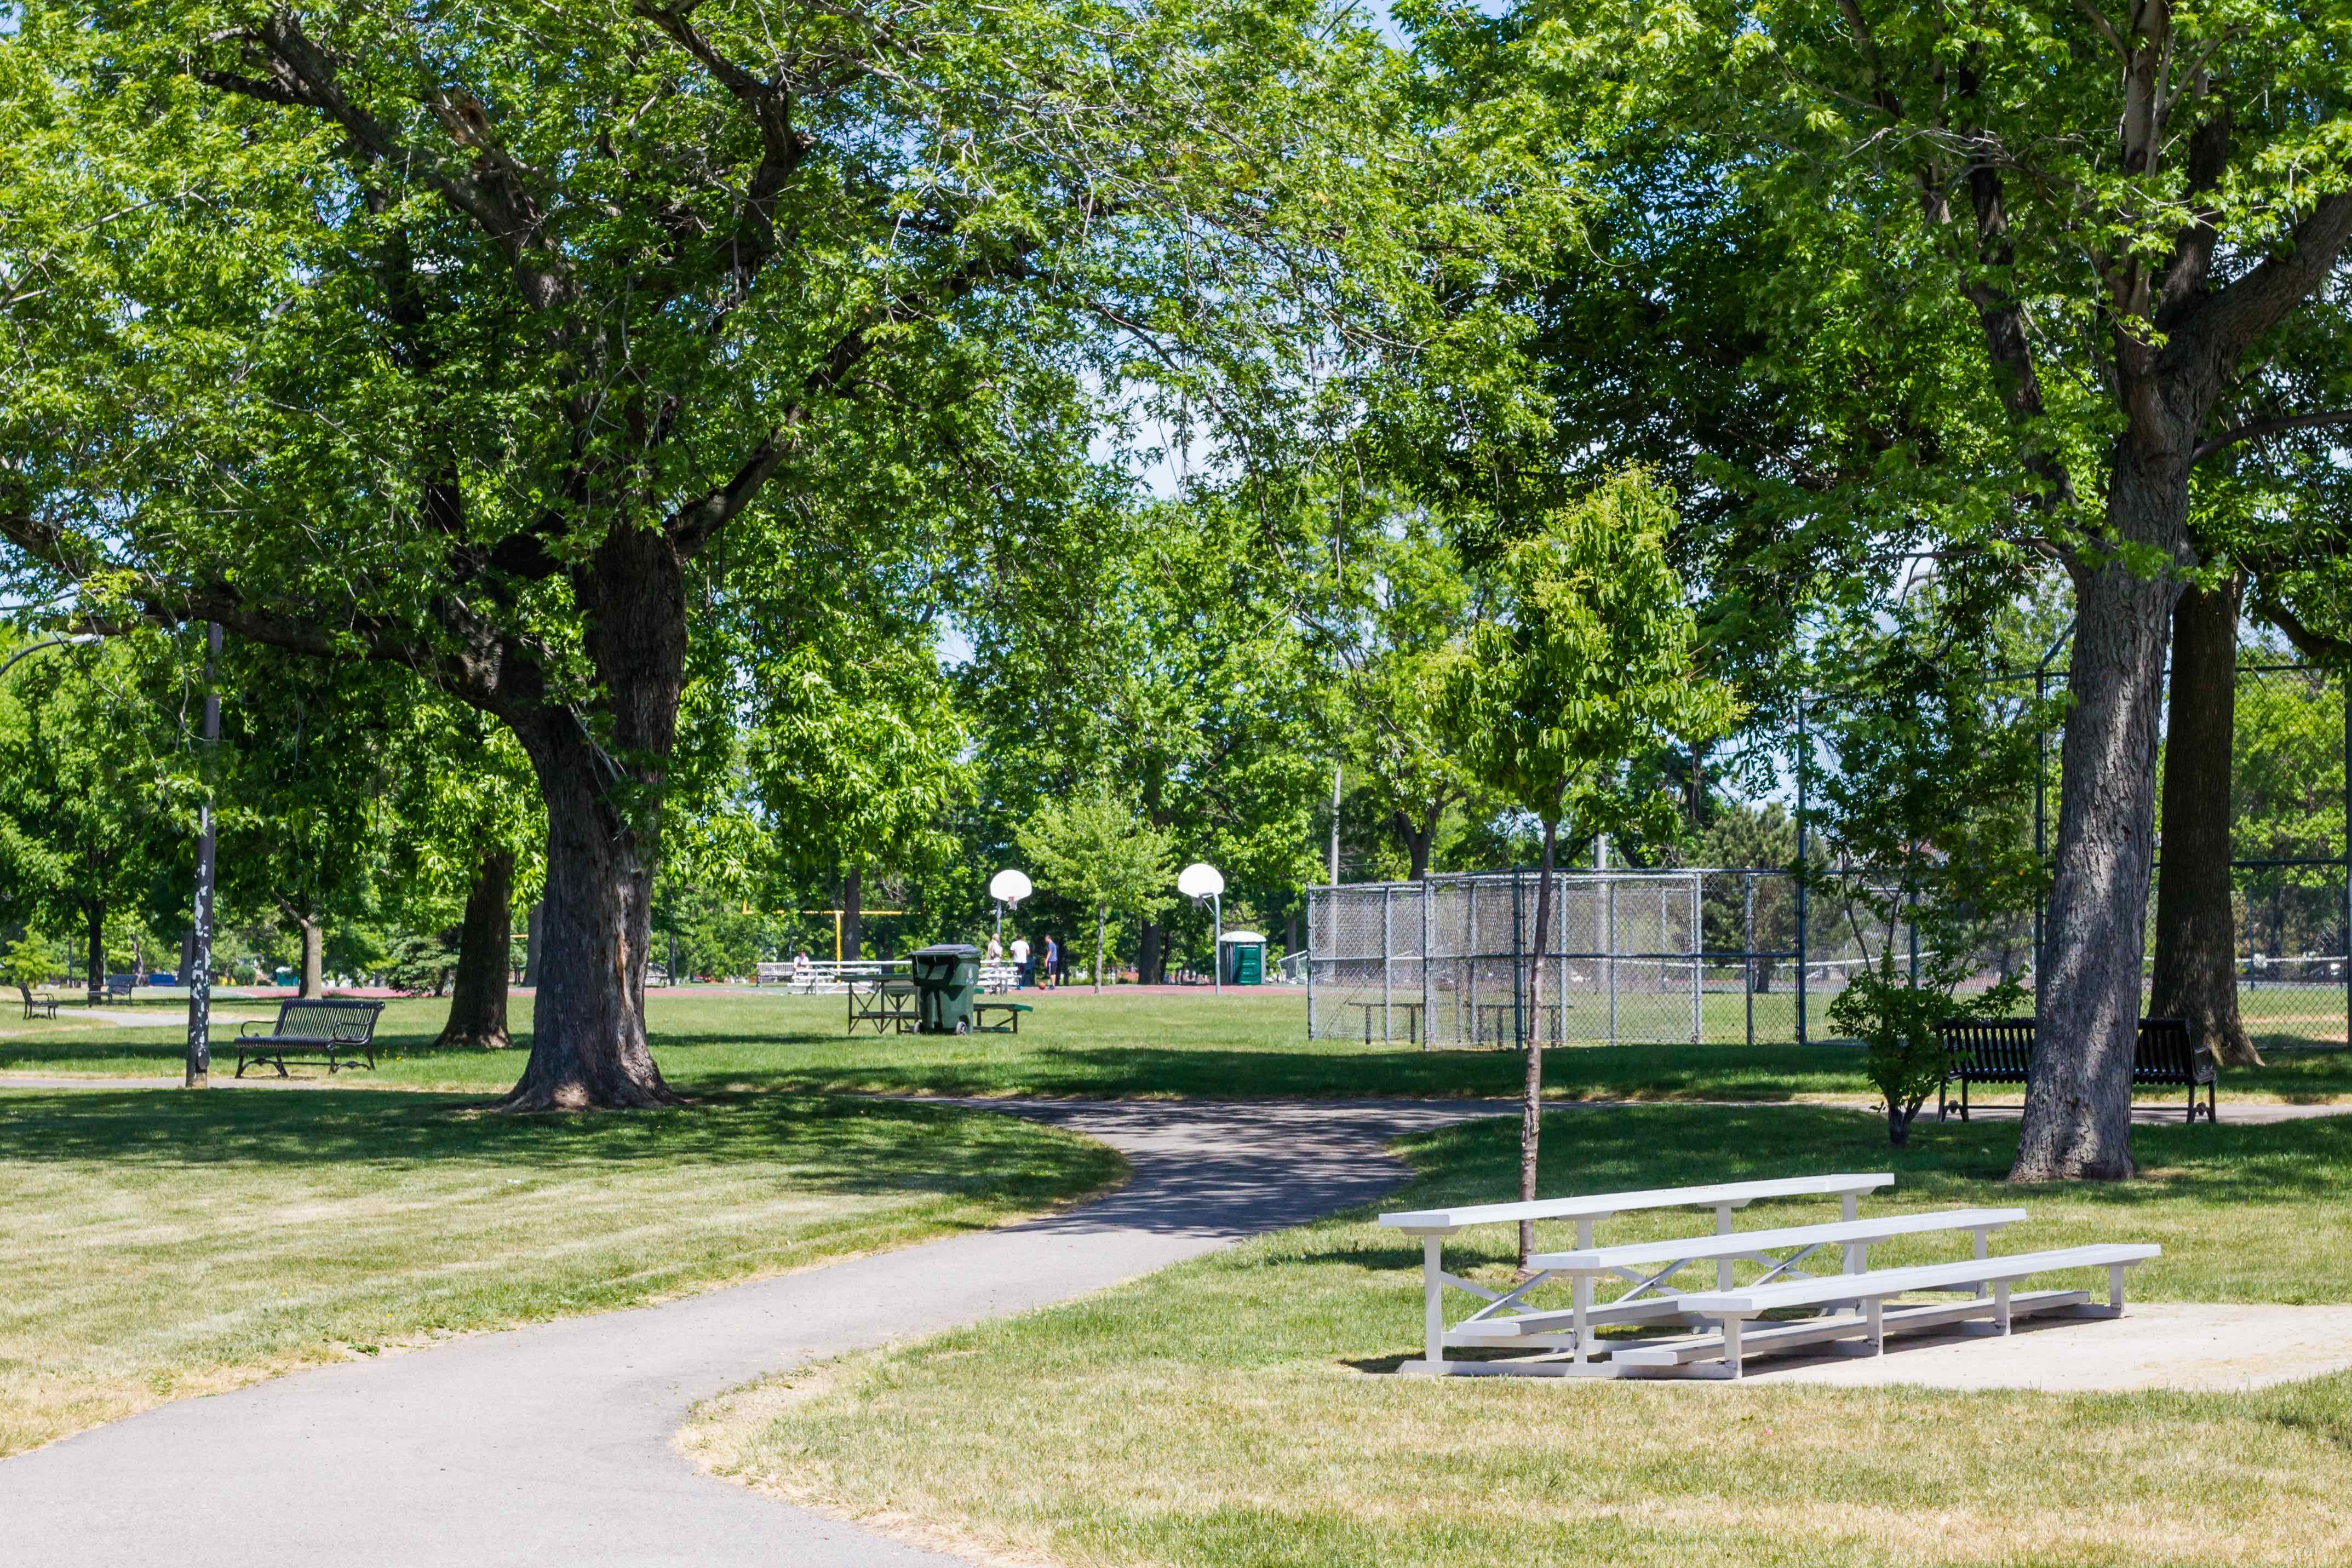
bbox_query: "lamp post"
[186,622,221,1089]
[1178,863,1225,994]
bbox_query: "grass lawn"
[7,988,2348,1104]
[689,1104,2352,1568]
[0,1085,1122,1458]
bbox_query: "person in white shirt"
[1009,935,1032,988]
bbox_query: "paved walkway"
[0,1098,1489,1568]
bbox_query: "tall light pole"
[185,623,221,1089]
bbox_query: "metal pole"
[1743,872,1756,1048]
[184,623,221,1090]
[1605,875,1619,1046]
[2343,670,2350,1050]
[1381,884,1392,1043]
[1419,876,1433,1050]
[1328,765,1342,886]
[1213,892,1223,996]
[1515,870,1533,1053]
[1690,874,1702,1044]
[1795,692,1810,1047]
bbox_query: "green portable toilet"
[1219,931,1266,986]
[908,943,983,1033]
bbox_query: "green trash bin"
[1219,932,1266,986]
[909,943,983,1034]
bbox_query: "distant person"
[984,932,1003,964]
[1043,934,1061,989]
[791,949,812,989]
[1010,934,1031,988]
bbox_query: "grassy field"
[6,988,2348,1104]
[0,1084,1122,1458]
[689,1104,2352,1568]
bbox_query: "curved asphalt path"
[0,1098,1490,1568]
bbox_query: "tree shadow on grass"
[0,1088,1120,1208]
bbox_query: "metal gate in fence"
[1307,870,1800,1047]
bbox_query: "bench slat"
[1379,1173,1894,1232]
[1680,1243,2160,1314]
[1527,1207,2030,1271]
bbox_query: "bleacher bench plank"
[1617,1243,2161,1379]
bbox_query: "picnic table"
[846,975,919,1035]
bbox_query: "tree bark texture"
[2152,573,2261,1067]
[297,914,324,997]
[495,526,687,1111]
[1137,920,1163,985]
[522,900,542,986]
[2015,454,2184,1182]
[1517,818,1556,1268]
[83,901,103,1004]
[841,864,863,963]
[437,843,515,1051]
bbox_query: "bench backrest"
[105,974,135,997]
[1379,1172,1894,1232]
[272,998,385,1042]
[1938,1016,2211,1085]
[1936,1018,2035,1080]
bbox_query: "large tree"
[2,0,1404,1106]
[1491,0,2352,1178]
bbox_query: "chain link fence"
[1307,869,1914,1047]
[1309,662,2346,1050]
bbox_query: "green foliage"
[1439,470,1738,837]
[1018,785,1177,983]
[2,936,57,993]
[380,933,454,999]
[1828,951,2022,1144]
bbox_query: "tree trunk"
[494,525,686,1112]
[83,901,104,1005]
[2013,454,2185,1182]
[1138,920,1163,985]
[437,843,515,1051]
[521,900,542,986]
[1395,803,1439,881]
[178,926,197,986]
[1517,816,1557,1268]
[841,864,863,963]
[1094,902,1106,992]
[2152,572,2261,1067]
[297,914,324,997]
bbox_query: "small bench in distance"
[972,1001,1033,1034]
[234,998,386,1078]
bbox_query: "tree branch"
[2173,193,2352,370]
[2192,410,2352,464]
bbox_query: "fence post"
[1421,876,1435,1052]
[1512,868,1525,1049]
[1305,886,1317,1038]
[1743,872,1756,1048]
[1381,884,1393,1044]
[1604,874,1619,1046]
[1691,873,1703,1044]
[1795,692,1810,1047]
[1466,878,1479,1045]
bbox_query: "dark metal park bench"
[104,973,135,1002]
[1935,1016,2213,1123]
[234,998,386,1078]
[18,984,58,1021]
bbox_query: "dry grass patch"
[0,1085,1122,1456]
